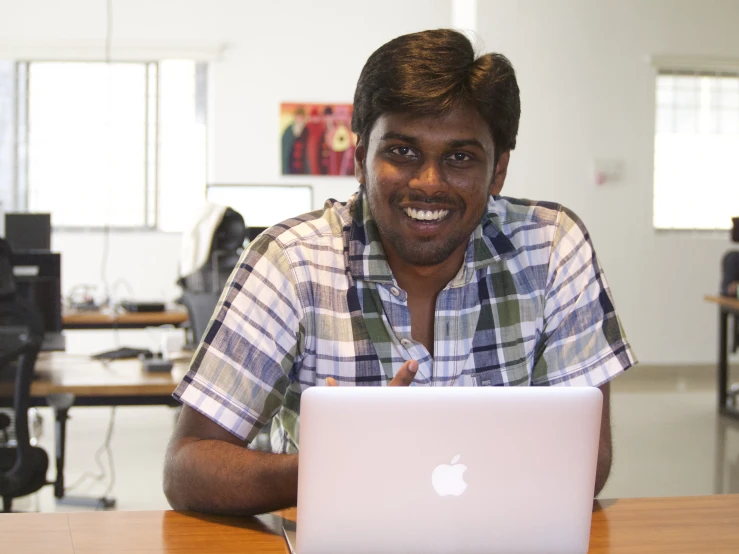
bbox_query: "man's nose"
[408,161,445,195]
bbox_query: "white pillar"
[451,0,477,34]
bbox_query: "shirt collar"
[345,188,516,285]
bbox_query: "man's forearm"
[594,444,612,497]
[594,382,612,497]
[164,438,299,516]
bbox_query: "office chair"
[721,251,739,298]
[179,206,247,295]
[721,218,739,354]
[178,205,248,346]
[721,251,739,355]
[0,237,50,512]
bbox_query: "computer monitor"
[5,213,52,252]
[11,252,65,352]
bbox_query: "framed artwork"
[280,103,356,176]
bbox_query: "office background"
[0,0,737,511]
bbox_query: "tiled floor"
[11,363,739,512]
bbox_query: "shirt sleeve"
[173,234,302,442]
[531,207,637,386]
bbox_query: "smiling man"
[164,29,637,516]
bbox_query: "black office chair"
[720,219,739,356]
[721,251,739,298]
[179,207,247,296]
[725,253,739,357]
[0,237,50,512]
[178,207,248,346]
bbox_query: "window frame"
[7,58,208,233]
[650,56,739,234]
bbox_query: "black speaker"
[732,217,739,243]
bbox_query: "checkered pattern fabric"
[174,188,636,453]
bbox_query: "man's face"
[355,105,509,268]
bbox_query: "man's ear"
[490,151,510,196]
[354,140,367,185]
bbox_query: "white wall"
[2,0,737,363]
[0,0,452,310]
[476,0,739,364]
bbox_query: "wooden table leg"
[53,406,70,499]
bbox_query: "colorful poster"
[280,103,356,176]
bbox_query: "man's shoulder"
[492,196,587,236]
[494,196,580,224]
[485,197,591,261]
[252,197,352,251]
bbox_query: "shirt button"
[400,339,413,348]
[390,286,400,297]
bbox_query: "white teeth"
[404,208,449,221]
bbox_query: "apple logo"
[431,455,468,497]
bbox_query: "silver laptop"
[288,386,603,554]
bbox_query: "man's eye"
[449,152,472,162]
[390,146,414,157]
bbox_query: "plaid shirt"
[174,188,636,453]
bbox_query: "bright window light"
[653,72,739,230]
[22,60,206,230]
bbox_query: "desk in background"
[31,352,187,405]
[62,308,189,330]
[30,353,188,499]
[704,295,739,420]
[2,494,739,553]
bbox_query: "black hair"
[351,29,520,163]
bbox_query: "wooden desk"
[31,353,188,405]
[2,495,739,553]
[704,295,739,420]
[29,353,189,500]
[62,309,188,330]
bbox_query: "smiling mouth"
[402,207,451,222]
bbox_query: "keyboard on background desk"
[118,301,166,313]
[91,347,153,361]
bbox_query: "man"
[164,29,636,516]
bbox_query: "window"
[0,60,207,232]
[653,70,739,230]
[0,61,14,215]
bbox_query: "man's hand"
[326,360,418,387]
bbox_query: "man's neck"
[383,241,467,297]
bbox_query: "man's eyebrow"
[378,132,486,151]
[379,131,419,144]
[447,138,486,150]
